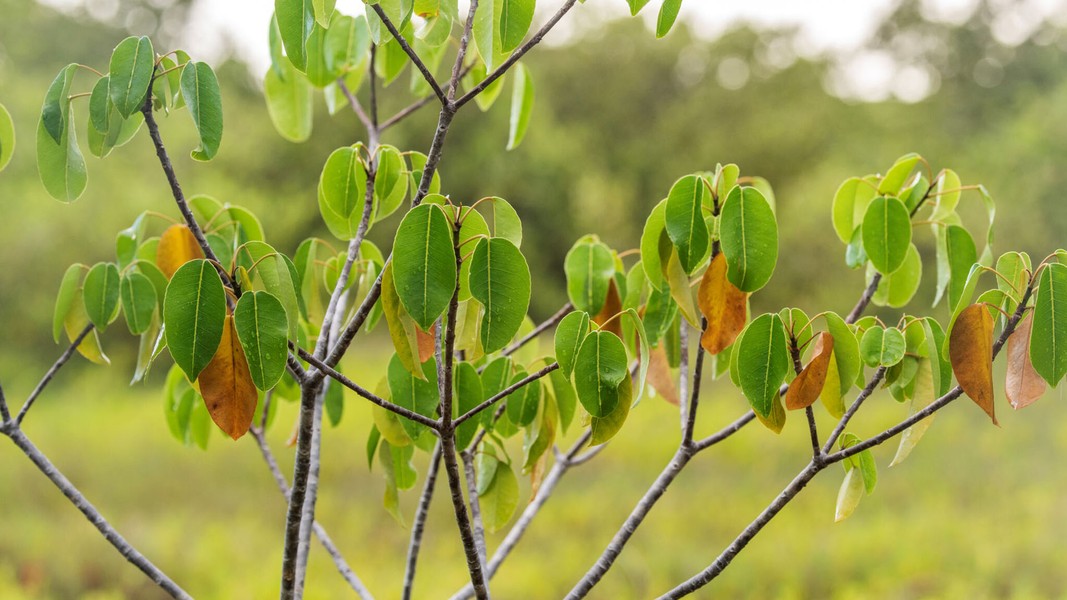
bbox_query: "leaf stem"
[15,323,93,427]
[371,5,448,105]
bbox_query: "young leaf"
[480,459,519,532]
[698,253,748,354]
[473,0,505,71]
[37,83,87,202]
[499,0,535,53]
[0,103,15,172]
[108,36,154,118]
[82,262,120,331]
[1005,313,1045,409]
[318,145,369,239]
[859,326,906,368]
[392,204,457,331]
[656,0,683,38]
[372,146,409,223]
[468,238,531,353]
[120,271,157,335]
[163,259,227,381]
[834,467,864,522]
[1030,263,1067,387]
[664,175,708,275]
[831,177,877,243]
[198,315,258,440]
[236,242,301,339]
[554,311,589,377]
[949,303,996,424]
[871,243,922,308]
[862,196,911,275]
[275,0,316,70]
[180,62,223,161]
[156,224,205,279]
[234,291,289,391]
[564,238,614,315]
[53,264,88,342]
[640,199,668,290]
[785,332,834,410]
[735,313,789,419]
[573,330,628,417]
[506,63,534,150]
[935,224,978,309]
[878,153,920,195]
[720,186,778,292]
[264,61,314,143]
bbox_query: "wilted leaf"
[698,253,748,354]
[1005,313,1045,409]
[198,315,258,440]
[949,303,996,424]
[785,332,834,410]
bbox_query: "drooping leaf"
[37,72,87,203]
[785,332,834,410]
[479,458,519,532]
[949,303,996,424]
[163,259,227,381]
[564,237,614,315]
[498,0,535,52]
[835,463,865,522]
[931,168,962,221]
[664,175,708,275]
[640,199,668,290]
[505,369,541,427]
[589,371,632,444]
[53,264,88,343]
[754,394,787,434]
[275,0,316,69]
[382,263,426,378]
[1005,313,1045,409]
[387,353,438,442]
[862,196,911,275]
[392,204,457,331]
[318,145,369,239]
[180,62,223,161]
[573,330,628,417]
[831,176,878,243]
[548,367,577,433]
[120,271,157,335]
[264,60,314,143]
[233,291,289,391]
[506,62,534,150]
[666,250,698,326]
[719,186,778,292]
[108,36,154,118]
[468,238,531,353]
[626,0,652,15]
[996,251,1031,312]
[646,344,679,405]
[82,262,120,331]
[735,313,789,418]
[236,241,302,339]
[935,224,978,309]
[656,0,683,38]
[198,315,258,440]
[698,253,748,354]
[372,145,409,223]
[1030,263,1067,387]
[890,357,938,466]
[454,362,483,450]
[554,311,589,377]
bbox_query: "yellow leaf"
[785,332,834,410]
[156,224,205,279]
[698,253,749,354]
[949,303,996,425]
[1005,312,1046,409]
[198,315,258,440]
[755,395,786,434]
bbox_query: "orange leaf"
[199,315,258,440]
[949,303,997,425]
[698,253,748,354]
[646,344,679,405]
[416,323,437,364]
[157,224,205,279]
[592,278,623,339]
[1005,313,1046,409]
[785,332,834,410]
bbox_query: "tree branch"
[447,0,479,99]
[371,5,448,105]
[0,380,9,423]
[453,363,559,427]
[690,411,755,453]
[845,273,881,325]
[500,303,573,357]
[15,323,92,426]
[337,79,374,133]
[821,366,887,453]
[279,381,323,600]
[402,442,443,600]
[462,450,489,575]
[682,320,706,445]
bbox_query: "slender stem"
[2,428,192,599]
[788,336,821,460]
[279,381,323,600]
[447,0,479,99]
[682,319,706,445]
[338,79,374,132]
[0,381,9,423]
[501,303,573,357]
[369,44,379,129]
[678,322,689,436]
[249,428,373,600]
[402,442,443,600]
[15,323,92,426]
[294,390,326,593]
[462,451,489,574]
[821,366,887,453]
[382,95,435,131]
[690,411,755,453]
[845,273,881,325]
[453,363,559,427]
[372,5,448,105]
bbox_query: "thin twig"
[462,451,490,575]
[821,366,887,454]
[15,323,93,426]
[0,381,9,423]
[453,363,559,427]
[447,0,480,99]
[372,4,448,105]
[337,80,374,132]
[500,303,573,357]
[690,411,756,453]
[402,442,443,600]
[682,319,706,445]
[845,273,881,325]
[279,381,324,600]
[381,95,435,131]
[678,322,689,436]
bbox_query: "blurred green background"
[3,0,1067,597]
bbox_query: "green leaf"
[996,251,1031,310]
[480,458,519,532]
[931,168,961,221]
[37,83,87,203]
[83,262,120,331]
[108,36,154,118]
[366,0,412,45]
[387,353,438,441]
[457,207,491,302]
[656,0,683,37]
[0,103,15,172]
[935,224,978,309]
[1031,263,1067,387]
[120,271,157,335]
[469,238,531,353]
[180,62,223,161]
[325,378,344,426]
[506,62,534,150]
[313,0,336,27]
[265,60,314,143]
[88,76,144,159]
[454,362,483,450]
[372,145,409,223]
[862,196,911,275]
[463,60,506,111]
[821,312,860,416]
[834,462,864,522]
[564,238,615,315]
[318,145,369,239]
[53,264,88,343]
[506,369,540,427]
[871,242,922,308]
[382,263,426,378]
[549,368,577,433]
[640,199,668,290]
[922,317,952,398]
[573,330,628,417]
[473,0,505,71]
[878,153,920,195]
[845,226,867,269]
[237,241,302,339]
[664,175,708,275]
[720,186,779,291]
[666,250,698,326]
[499,0,535,53]
[622,308,650,404]
[480,356,513,425]
[859,326,906,368]
[735,313,789,418]
[275,0,315,70]
[392,204,457,331]
[589,371,632,444]
[626,0,652,15]
[41,64,77,144]
[163,259,227,381]
[554,311,589,377]
[234,291,289,391]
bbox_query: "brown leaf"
[416,322,437,364]
[646,344,679,405]
[592,278,623,339]
[1005,312,1046,409]
[156,224,205,279]
[698,253,748,354]
[199,315,258,440]
[949,303,997,425]
[785,332,834,410]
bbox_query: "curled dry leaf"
[156,223,204,279]
[646,344,679,405]
[785,332,834,410]
[592,278,623,339]
[698,253,748,354]
[198,314,258,440]
[1005,312,1046,409]
[949,303,996,425]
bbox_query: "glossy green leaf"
[392,204,457,331]
[454,362,483,450]
[41,64,77,144]
[37,96,87,202]
[480,457,519,532]
[275,0,315,69]
[664,175,708,275]
[180,62,223,161]
[564,238,615,315]
[469,238,531,354]
[931,168,961,221]
[366,0,411,45]
[860,326,906,368]
[996,251,1031,310]
[845,226,867,269]
[935,224,978,309]
[120,271,157,335]
[0,103,16,172]
[506,369,541,427]
[108,36,154,118]
[473,0,505,71]
[871,243,922,308]
[264,60,314,143]
[554,311,589,377]
[234,291,289,391]
[498,0,534,52]
[88,76,144,159]
[640,200,668,290]
[237,241,301,339]
[573,330,628,417]
[1030,263,1067,387]
[862,196,911,275]
[388,352,438,441]
[549,367,577,433]
[720,186,779,291]
[735,313,789,418]
[372,145,408,223]
[53,264,88,343]
[314,0,336,27]
[318,145,369,239]
[163,259,226,381]
[457,207,490,302]
[83,262,120,330]
[589,372,632,444]
[626,0,651,14]
[506,63,534,150]
[878,153,920,195]
[656,0,682,37]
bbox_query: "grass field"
[2,333,1067,599]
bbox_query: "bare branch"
[447,0,480,98]
[0,380,9,423]
[371,5,448,105]
[453,363,560,427]
[16,323,93,426]
[280,382,323,599]
[402,442,443,600]
[462,451,489,575]
[845,273,881,325]
[682,320,706,444]
[690,411,755,453]
[821,366,887,454]
[337,79,374,133]
[501,303,573,357]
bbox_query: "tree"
[0,1,1061,598]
